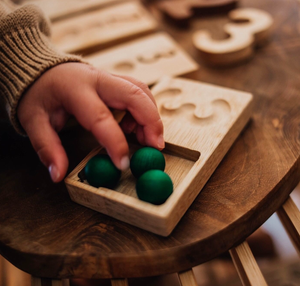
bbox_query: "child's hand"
[17,63,164,183]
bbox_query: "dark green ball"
[130,147,165,178]
[84,154,121,188]
[136,170,173,205]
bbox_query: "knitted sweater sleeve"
[0,0,83,133]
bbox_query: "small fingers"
[95,72,164,149]
[22,113,69,182]
[64,88,130,170]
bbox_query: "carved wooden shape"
[156,0,239,26]
[24,0,126,21]
[51,2,158,54]
[193,8,273,66]
[85,32,199,85]
[65,77,253,236]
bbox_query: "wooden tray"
[65,77,253,236]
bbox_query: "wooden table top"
[1,0,300,280]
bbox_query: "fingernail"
[157,134,165,149]
[120,156,130,170]
[49,164,60,182]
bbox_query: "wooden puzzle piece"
[51,2,158,54]
[193,8,273,66]
[156,0,239,26]
[65,77,253,236]
[23,0,125,21]
[85,33,199,85]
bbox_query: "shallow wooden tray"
[65,77,253,236]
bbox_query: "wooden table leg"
[0,255,4,286]
[178,269,198,286]
[31,277,69,286]
[277,195,300,255]
[0,256,30,286]
[229,241,267,286]
[111,278,129,286]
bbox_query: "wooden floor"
[1,182,300,286]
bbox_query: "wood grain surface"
[1,0,300,280]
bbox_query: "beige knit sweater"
[0,0,82,133]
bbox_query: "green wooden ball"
[130,147,165,178]
[136,170,173,205]
[84,154,121,188]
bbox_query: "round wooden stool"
[1,0,300,285]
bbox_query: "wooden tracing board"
[65,77,253,236]
[51,2,158,54]
[24,0,126,21]
[85,32,199,85]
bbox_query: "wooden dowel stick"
[62,280,70,286]
[31,277,69,286]
[0,256,30,286]
[111,278,129,286]
[0,255,5,286]
[229,241,267,286]
[277,196,300,255]
[178,269,198,286]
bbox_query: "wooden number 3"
[192,8,273,66]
